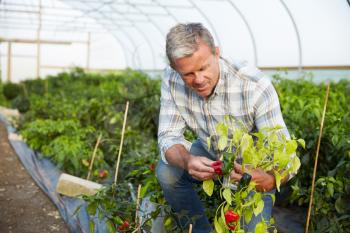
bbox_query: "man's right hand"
[165,144,215,181]
[186,155,215,181]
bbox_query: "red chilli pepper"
[228,224,236,231]
[149,163,155,172]
[225,210,240,231]
[225,209,240,223]
[118,220,129,231]
[211,160,223,176]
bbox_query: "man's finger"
[234,161,243,174]
[230,170,242,181]
[190,170,215,181]
[201,157,215,166]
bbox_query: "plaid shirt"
[158,58,291,166]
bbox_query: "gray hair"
[166,23,216,66]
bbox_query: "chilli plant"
[203,116,304,233]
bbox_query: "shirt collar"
[210,58,226,98]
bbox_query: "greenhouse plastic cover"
[1,0,349,73]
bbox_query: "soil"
[0,122,70,233]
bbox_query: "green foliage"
[205,121,303,232]
[11,95,30,113]
[273,75,350,232]
[3,82,22,100]
[12,68,350,232]
[0,79,8,106]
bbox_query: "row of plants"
[273,74,350,232]
[0,69,349,232]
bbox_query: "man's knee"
[156,160,185,188]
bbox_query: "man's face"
[172,40,220,99]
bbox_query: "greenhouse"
[0,0,349,233]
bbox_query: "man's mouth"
[196,84,207,92]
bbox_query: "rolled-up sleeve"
[158,68,191,164]
[253,77,297,179]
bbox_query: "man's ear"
[215,47,220,58]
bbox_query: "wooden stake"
[135,184,142,232]
[304,83,330,233]
[7,42,12,82]
[189,224,193,233]
[114,101,129,185]
[86,133,102,180]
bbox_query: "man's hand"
[164,144,215,181]
[230,162,276,192]
[186,155,216,181]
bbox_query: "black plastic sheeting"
[0,114,107,233]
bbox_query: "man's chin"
[196,91,209,99]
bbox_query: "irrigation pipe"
[305,83,330,233]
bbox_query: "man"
[156,23,292,233]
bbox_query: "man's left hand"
[230,162,275,192]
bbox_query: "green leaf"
[286,140,298,155]
[140,181,151,198]
[106,220,115,233]
[216,122,228,137]
[223,188,232,205]
[269,193,276,205]
[297,138,305,149]
[275,151,289,169]
[274,171,281,192]
[89,220,95,233]
[203,179,214,196]
[164,216,172,226]
[255,221,267,233]
[214,216,224,233]
[253,199,264,216]
[207,136,211,150]
[87,202,97,216]
[218,135,228,151]
[244,208,253,224]
[291,156,301,174]
[232,128,243,144]
[327,183,334,197]
[335,197,345,214]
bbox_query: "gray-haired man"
[156,23,291,232]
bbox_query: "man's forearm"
[165,144,191,170]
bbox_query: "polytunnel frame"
[70,0,303,71]
[1,0,305,73]
[58,0,226,71]
[64,0,167,69]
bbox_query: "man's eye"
[200,66,208,71]
[184,73,194,78]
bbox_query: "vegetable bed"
[0,69,349,233]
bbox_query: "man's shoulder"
[222,58,269,85]
[164,66,180,79]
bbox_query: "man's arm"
[158,68,215,180]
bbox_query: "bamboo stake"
[135,184,142,232]
[189,224,193,233]
[305,83,330,233]
[86,133,102,180]
[114,101,129,185]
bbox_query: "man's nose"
[193,72,205,84]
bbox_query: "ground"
[0,122,70,233]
